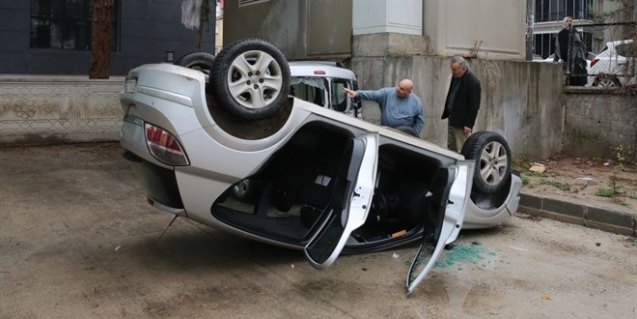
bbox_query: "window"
[331,79,350,112]
[30,0,118,51]
[536,0,594,23]
[290,77,329,107]
[616,44,636,58]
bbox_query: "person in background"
[343,79,425,136]
[441,55,481,152]
[554,16,588,86]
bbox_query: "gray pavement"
[1,142,637,319]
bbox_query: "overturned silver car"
[119,39,521,294]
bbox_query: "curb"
[518,193,637,236]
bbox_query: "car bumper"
[120,115,185,212]
[122,150,184,210]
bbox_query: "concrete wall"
[0,76,123,144]
[1,63,635,164]
[0,0,215,76]
[563,88,637,161]
[351,56,565,160]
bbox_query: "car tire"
[593,74,621,87]
[211,39,291,120]
[461,131,512,194]
[174,51,215,83]
[394,126,419,137]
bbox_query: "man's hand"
[343,87,357,98]
[464,126,472,134]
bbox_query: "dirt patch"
[516,154,637,213]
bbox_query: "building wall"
[424,0,527,60]
[223,0,526,60]
[0,0,215,76]
[223,0,352,60]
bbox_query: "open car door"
[304,133,378,269]
[406,162,474,295]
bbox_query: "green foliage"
[522,176,530,185]
[595,177,622,198]
[540,180,571,191]
[524,171,550,178]
[595,188,620,197]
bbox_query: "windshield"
[290,77,329,107]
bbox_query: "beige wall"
[223,0,352,60]
[424,0,527,59]
[224,0,527,60]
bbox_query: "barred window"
[535,0,594,23]
[30,0,118,51]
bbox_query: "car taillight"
[144,123,189,166]
[590,58,599,67]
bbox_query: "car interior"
[211,121,452,251]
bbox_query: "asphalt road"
[1,143,636,319]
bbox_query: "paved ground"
[1,143,637,319]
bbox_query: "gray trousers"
[447,125,471,153]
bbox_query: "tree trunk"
[90,0,114,79]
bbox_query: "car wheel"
[211,39,291,120]
[393,126,419,137]
[593,74,621,87]
[461,131,512,194]
[174,51,215,82]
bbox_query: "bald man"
[343,79,425,135]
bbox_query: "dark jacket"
[441,70,481,129]
[555,28,570,62]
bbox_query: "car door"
[304,133,378,269]
[406,162,474,295]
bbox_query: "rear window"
[615,44,636,58]
[290,77,329,107]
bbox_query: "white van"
[289,61,363,118]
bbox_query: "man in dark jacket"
[441,56,481,152]
[554,16,588,86]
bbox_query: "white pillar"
[352,0,423,36]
